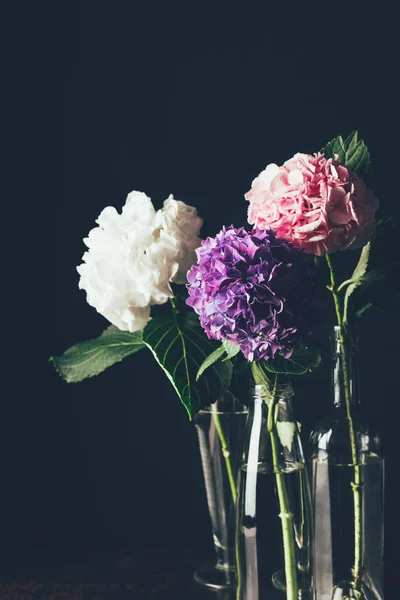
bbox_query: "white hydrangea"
[77,191,203,332]
[158,194,203,284]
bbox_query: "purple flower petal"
[186,226,319,361]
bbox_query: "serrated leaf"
[250,361,274,407]
[355,302,373,318]
[182,310,202,330]
[351,144,370,177]
[349,218,400,319]
[356,264,399,285]
[356,288,400,318]
[263,347,321,376]
[343,131,358,161]
[231,360,252,406]
[321,130,370,178]
[370,288,400,316]
[142,311,232,419]
[276,421,296,452]
[343,264,400,321]
[321,135,346,163]
[343,242,371,323]
[313,255,324,268]
[250,361,272,389]
[50,326,146,383]
[365,217,400,272]
[347,141,365,170]
[196,345,226,380]
[222,339,241,361]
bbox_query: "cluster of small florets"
[187,226,317,361]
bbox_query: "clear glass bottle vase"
[194,392,248,591]
[310,326,384,600]
[236,382,312,600]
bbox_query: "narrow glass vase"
[236,383,312,600]
[310,326,384,600]
[194,392,248,591]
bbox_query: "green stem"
[267,375,298,600]
[235,496,242,595]
[169,299,239,573]
[298,469,305,548]
[169,298,237,505]
[325,254,362,590]
[212,404,240,589]
[211,403,237,506]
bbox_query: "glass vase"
[236,382,313,600]
[194,392,248,591]
[310,326,384,600]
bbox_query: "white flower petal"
[158,195,203,282]
[77,190,203,331]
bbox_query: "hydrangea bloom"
[186,226,317,361]
[77,191,202,332]
[246,153,378,255]
[158,194,204,283]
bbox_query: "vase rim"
[332,324,359,333]
[331,324,360,344]
[197,406,248,414]
[250,382,294,401]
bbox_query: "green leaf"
[343,131,358,161]
[182,310,202,330]
[370,288,400,316]
[276,421,296,452]
[222,339,241,361]
[263,347,321,376]
[250,361,272,390]
[250,361,275,407]
[351,264,399,288]
[356,288,400,318]
[230,361,252,406]
[196,345,226,380]
[321,130,371,178]
[363,217,400,272]
[343,242,371,323]
[355,302,373,318]
[348,218,400,319]
[196,340,240,376]
[321,136,345,162]
[50,326,146,383]
[142,311,232,419]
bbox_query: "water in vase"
[313,454,384,600]
[236,460,312,599]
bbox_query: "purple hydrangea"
[186,226,317,362]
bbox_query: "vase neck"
[251,382,294,403]
[243,380,304,470]
[250,382,295,417]
[331,325,359,408]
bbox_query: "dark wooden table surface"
[0,547,235,599]
[1,547,393,598]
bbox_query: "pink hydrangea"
[245,153,379,255]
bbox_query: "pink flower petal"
[246,152,378,255]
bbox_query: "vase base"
[332,579,379,600]
[193,563,236,591]
[272,568,312,598]
[272,568,286,591]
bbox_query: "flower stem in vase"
[210,403,243,592]
[267,375,298,600]
[211,403,237,506]
[326,254,362,592]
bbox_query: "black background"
[1,0,399,591]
